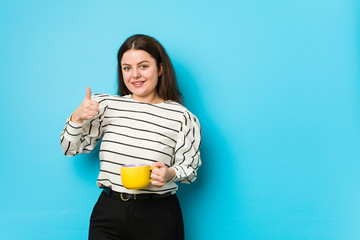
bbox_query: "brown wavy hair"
[117,34,183,104]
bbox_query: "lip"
[131,80,145,88]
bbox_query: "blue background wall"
[1,0,360,239]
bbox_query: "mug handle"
[149,166,159,183]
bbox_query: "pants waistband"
[102,187,173,201]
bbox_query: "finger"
[150,172,159,180]
[89,100,99,107]
[151,167,160,174]
[84,112,98,120]
[87,108,99,115]
[86,105,99,112]
[86,87,91,100]
[151,171,165,182]
[150,180,164,188]
[151,169,163,179]
[86,112,98,119]
[151,161,165,169]
[84,100,99,110]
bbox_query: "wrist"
[166,167,176,182]
[70,113,83,124]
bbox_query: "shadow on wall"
[173,60,214,196]
[173,61,239,236]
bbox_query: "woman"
[60,34,201,240]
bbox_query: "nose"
[132,68,140,79]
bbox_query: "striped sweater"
[60,94,201,194]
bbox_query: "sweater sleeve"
[60,95,108,156]
[170,110,202,183]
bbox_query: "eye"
[140,65,148,69]
[123,66,130,71]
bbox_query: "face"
[121,49,163,103]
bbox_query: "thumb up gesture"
[71,87,100,124]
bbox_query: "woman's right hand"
[70,87,99,124]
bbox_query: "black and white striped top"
[60,94,201,194]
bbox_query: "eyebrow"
[122,60,150,66]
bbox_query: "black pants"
[89,191,184,240]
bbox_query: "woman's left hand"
[150,162,175,188]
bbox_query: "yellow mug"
[120,164,157,190]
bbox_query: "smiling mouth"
[132,81,145,87]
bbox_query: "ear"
[158,63,163,77]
